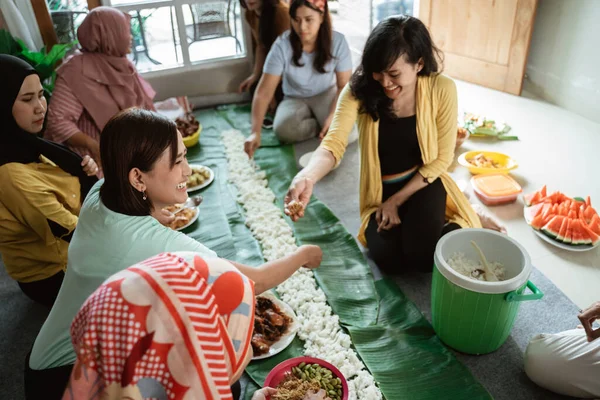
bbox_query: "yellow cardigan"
[0,158,81,282]
[321,74,482,246]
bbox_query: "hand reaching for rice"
[299,245,323,269]
[285,175,315,221]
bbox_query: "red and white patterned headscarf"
[62,252,255,400]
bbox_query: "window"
[104,0,247,73]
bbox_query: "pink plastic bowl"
[263,356,349,400]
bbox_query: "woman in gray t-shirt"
[244,0,353,157]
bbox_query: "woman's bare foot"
[471,204,507,234]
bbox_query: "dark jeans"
[18,271,64,306]
[365,178,460,273]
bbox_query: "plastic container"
[471,173,522,206]
[264,356,349,400]
[432,229,543,354]
[458,150,518,175]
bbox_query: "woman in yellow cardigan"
[284,16,502,273]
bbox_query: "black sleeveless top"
[377,112,423,176]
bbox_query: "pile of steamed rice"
[447,252,506,282]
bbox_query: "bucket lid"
[434,229,532,294]
[471,174,522,198]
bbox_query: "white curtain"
[0,0,44,50]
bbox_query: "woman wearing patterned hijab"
[45,6,156,172]
[62,252,275,400]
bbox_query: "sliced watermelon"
[570,220,586,245]
[582,224,600,246]
[525,203,544,223]
[586,195,592,207]
[531,214,546,230]
[572,220,592,245]
[587,214,600,235]
[524,185,548,206]
[542,215,565,239]
[558,204,569,216]
[524,192,541,207]
[583,205,598,223]
[568,210,577,219]
[531,203,556,230]
[556,217,570,242]
[563,219,573,244]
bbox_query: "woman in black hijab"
[0,54,98,306]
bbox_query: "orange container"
[471,174,522,206]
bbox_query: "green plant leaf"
[0,29,21,55]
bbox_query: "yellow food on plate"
[187,166,211,188]
[163,206,197,230]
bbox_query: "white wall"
[524,0,600,124]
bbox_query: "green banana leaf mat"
[183,105,491,400]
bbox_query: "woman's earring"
[142,190,147,200]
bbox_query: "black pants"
[18,271,64,307]
[23,351,244,400]
[24,351,72,400]
[365,178,460,274]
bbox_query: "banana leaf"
[347,279,492,399]
[190,107,490,399]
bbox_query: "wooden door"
[419,0,538,95]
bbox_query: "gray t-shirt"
[264,30,352,98]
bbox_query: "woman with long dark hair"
[283,16,504,274]
[244,0,353,157]
[238,0,289,115]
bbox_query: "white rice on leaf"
[221,129,382,399]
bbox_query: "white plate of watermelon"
[523,185,600,252]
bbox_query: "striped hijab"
[62,252,255,400]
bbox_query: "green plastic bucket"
[432,229,543,355]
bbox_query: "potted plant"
[0,29,76,100]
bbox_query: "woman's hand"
[297,244,323,269]
[375,197,403,232]
[239,74,258,93]
[155,209,176,227]
[244,133,261,158]
[284,175,315,221]
[251,387,278,400]
[318,114,333,140]
[578,301,600,342]
[88,140,102,168]
[81,155,99,176]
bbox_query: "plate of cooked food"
[457,150,518,175]
[164,203,199,231]
[252,291,299,361]
[187,164,214,192]
[264,356,348,400]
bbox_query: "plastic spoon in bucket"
[471,240,499,282]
